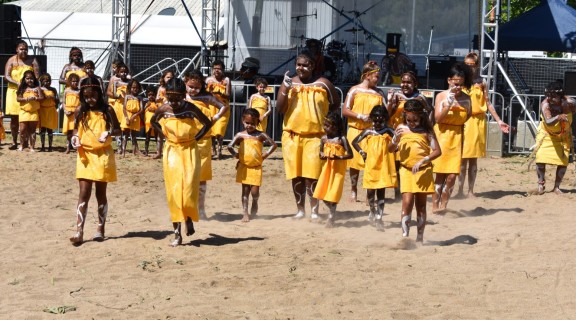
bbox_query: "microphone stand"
[425,25,434,89]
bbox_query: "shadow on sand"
[426,235,478,246]
[187,233,265,247]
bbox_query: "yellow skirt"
[281,131,323,180]
[399,165,434,193]
[346,127,366,170]
[76,145,117,182]
[198,137,212,182]
[5,85,19,116]
[236,162,262,186]
[19,110,39,122]
[313,158,346,203]
[462,113,487,158]
[433,123,463,174]
[62,113,75,133]
[163,142,200,222]
[39,107,58,130]
[121,113,141,131]
[535,132,570,166]
[211,107,230,137]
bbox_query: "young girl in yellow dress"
[143,86,160,157]
[184,70,228,220]
[59,47,86,85]
[156,70,174,106]
[107,63,129,153]
[121,79,143,157]
[38,74,59,152]
[206,60,231,159]
[69,76,121,246]
[227,109,278,222]
[352,105,397,231]
[62,73,81,153]
[432,63,471,212]
[389,100,441,242]
[150,77,213,247]
[312,111,353,228]
[341,61,384,202]
[247,77,272,132]
[16,70,45,151]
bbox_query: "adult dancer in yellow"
[59,47,86,85]
[533,81,576,195]
[341,61,385,202]
[151,77,212,247]
[457,52,510,198]
[276,51,340,220]
[206,60,231,159]
[432,63,471,213]
[3,40,41,149]
[69,76,121,246]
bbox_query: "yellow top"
[239,138,263,167]
[463,84,487,115]
[313,142,347,203]
[65,68,87,81]
[162,117,200,146]
[8,65,33,89]
[389,100,407,129]
[20,90,41,113]
[283,85,330,134]
[76,110,117,182]
[65,90,80,112]
[362,134,397,189]
[5,65,34,115]
[186,98,213,137]
[40,89,56,108]
[250,94,269,118]
[398,132,431,169]
[347,90,382,130]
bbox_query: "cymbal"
[350,42,364,46]
[344,28,361,33]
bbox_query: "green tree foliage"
[501,0,576,21]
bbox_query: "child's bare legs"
[70,179,92,245]
[130,130,141,155]
[27,122,37,151]
[349,168,360,202]
[93,181,108,241]
[121,130,129,157]
[307,179,320,220]
[324,201,337,228]
[47,129,53,151]
[374,188,385,231]
[458,158,478,197]
[170,222,182,247]
[367,189,376,221]
[536,163,546,194]
[241,184,251,222]
[439,173,457,210]
[401,192,415,237]
[9,115,19,149]
[250,185,260,218]
[199,182,207,220]
[457,159,468,197]
[185,217,195,236]
[65,131,72,154]
[291,177,306,219]
[18,122,26,151]
[39,128,47,151]
[144,130,151,156]
[432,173,446,212]
[415,193,427,242]
[553,165,567,194]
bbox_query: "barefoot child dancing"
[312,111,353,227]
[388,100,441,242]
[143,86,160,157]
[352,105,397,231]
[121,79,143,157]
[227,108,277,222]
[62,73,81,153]
[38,73,59,152]
[69,76,120,246]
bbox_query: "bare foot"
[169,234,182,247]
[9,144,17,150]
[133,149,142,156]
[70,232,83,246]
[416,233,424,243]
[325,218,334,228]
[552,187,563,195]
[241,213,250,222]
[65,147,70,154]
[466,192,477,198]
[374,219,385,232]
[310,213,320,222]
[199,211,208,221]
[152,153,162,160]
[454,191,465,199]
[293,211,305,220]
[538,184,545,195]
[92,231,105,242]
[18,146,23,152]
[367,212,375,222]
[185,219,195,236]
[348,191,357,203]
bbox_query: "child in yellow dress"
[389,100,441,242]
[248,78,272,132]
[69,76,121,246]
[227,109,278,222]
[151,77,213,247]
[62,73,81,153]
[16,70,45,151]
[352,105,397,231]
[121,79,143,157]
[38,74,59,152]
[312,111,353,228]
[143,86,160,157]
[206,60,231,159]
[107,63,129,153]
[156,70,174,106]
[184,70,228,219]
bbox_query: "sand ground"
[1,134,576,319]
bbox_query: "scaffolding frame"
[106,0,131,78]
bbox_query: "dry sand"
[1,135,576,319]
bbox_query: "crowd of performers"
[3,41,576,247]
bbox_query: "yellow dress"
[65,68,87,81]
[206,82,231,137]
[19,90,41,122]
[398,132,434,193]
[346,89,383,170]
[145,102,158,133]
[250,94,270,132]
[188,98,213,182]
[62,90,80,133]
[362,134,397,189]
[5,65,33,116]
[432,105,468,174]
[76,111,117,182]
[121,97,141,131]
[236,138,264,186]
[535,113,572,166]
[462,84,488,158]
[112,84,127,126]
[281,85,330,180]
[313,143,347,203]
[39,89,58,129]
[389,100,408,129]
[156,88,167,106]
[161,117,201,222]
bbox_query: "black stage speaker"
[564,71,576,95]
[427,56,456,90]
[0,4,22,53]
[386,33,402,52]
[0,53,48,79]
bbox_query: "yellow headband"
[362,68,380,79]
[166,90,184,95]
[81,84,100,89]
